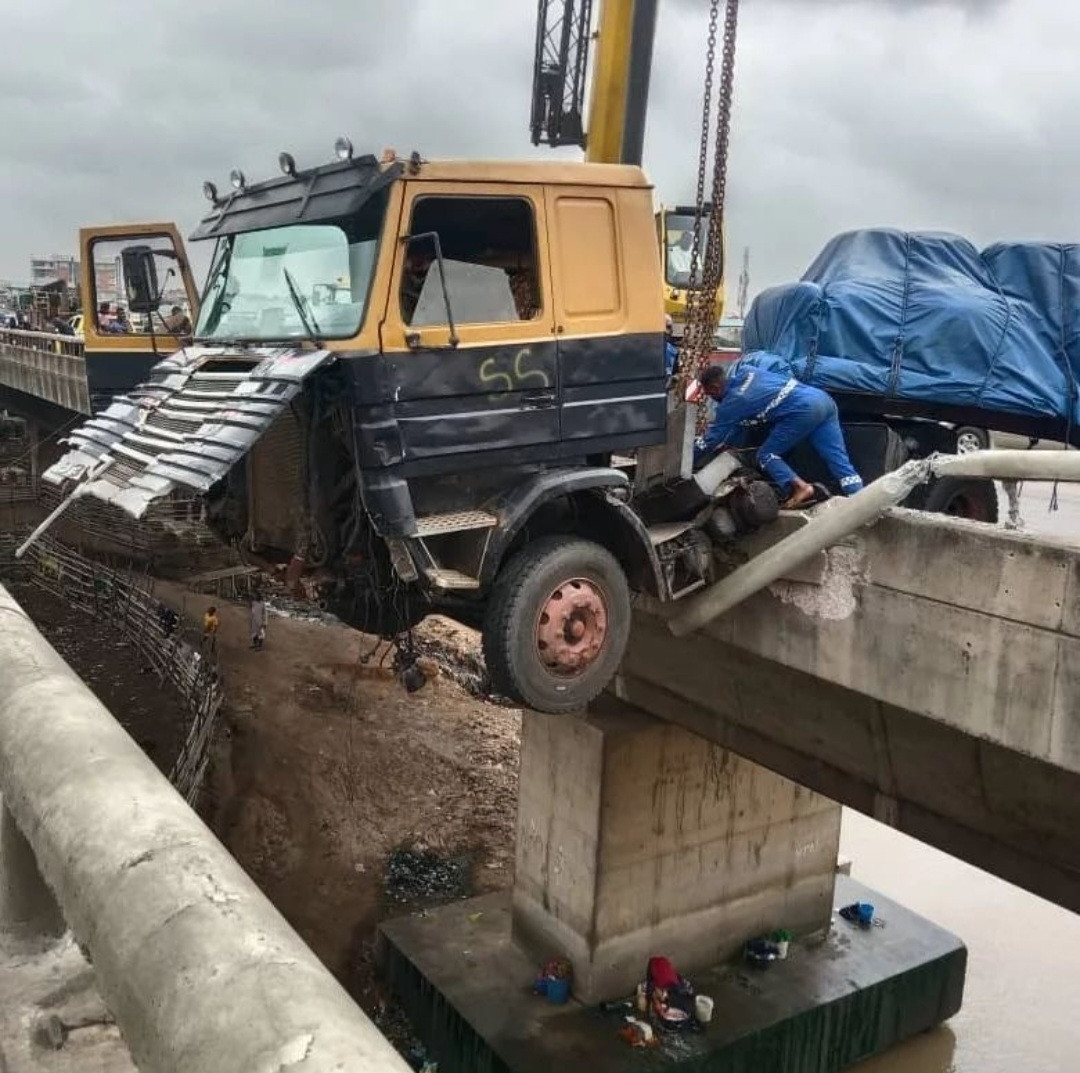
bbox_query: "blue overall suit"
[665,339,679,378]
[694,365,864,496]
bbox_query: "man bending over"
[694,362,863,508]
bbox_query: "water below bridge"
[855,479,1078,1073]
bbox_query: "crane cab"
[656,204,726,338]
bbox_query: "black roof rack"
[190,157,405,241]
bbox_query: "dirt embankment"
[13,584,190,774]
[13,570,522,1010]
[156,585,522,1003]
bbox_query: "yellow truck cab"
[43,147,775,712]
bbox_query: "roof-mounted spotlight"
[229,168,246,190]
[202,181,219,204]
[334,136,354,162]
[408,150,422,176]
[278,152,297,177]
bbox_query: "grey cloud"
[0,0,1066,307]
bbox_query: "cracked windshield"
[195,214,382,344]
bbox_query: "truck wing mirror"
[400,231,459,348]
[121,245,161,314]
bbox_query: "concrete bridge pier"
[511,706,841,1003]
[381,705,966,1073]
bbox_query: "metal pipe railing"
[669,449,1080,636]
[0,582,411,1073]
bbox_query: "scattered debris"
[838,901,879,929]
[36,1012,117,1051]
[772,928,793,959]
[384,846,472,906]
[533,957,574,1004]
[744,938,780,966]
[619,1017,658,1048]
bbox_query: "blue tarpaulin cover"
[743,229,1080,440]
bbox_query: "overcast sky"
[0,0,1072,303]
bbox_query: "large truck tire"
[917,476,999,523]
[482,536,631,714]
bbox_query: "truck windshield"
[194,196,386,344]
[664,212,711,289]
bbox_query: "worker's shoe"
[780,481,816,510]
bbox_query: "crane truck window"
[88,234,192,337]
[401,196,541,327]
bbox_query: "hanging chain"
[677,0,741,417]
[684,0,720,323]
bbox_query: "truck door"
[378,185,559,472]
[79,223,201,411]
[544,186,667,457]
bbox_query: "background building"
[30,255,79,289]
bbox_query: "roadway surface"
[1008,480,1080,546]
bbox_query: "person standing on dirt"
[202,606,220,654]
[249,594,267,651]
[693,362,864,509]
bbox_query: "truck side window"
[88,235,191,337]
[401,197,541,327]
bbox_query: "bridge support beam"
[513,706,842,1004]
[613,511,1080,913]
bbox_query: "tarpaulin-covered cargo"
[743,229,1080,443]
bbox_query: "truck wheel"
[955,426,989,454]
[482,536,631,714]
[922,477,998,523]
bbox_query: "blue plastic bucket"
[546,977,571,1005]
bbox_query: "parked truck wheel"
[921,476,998,523]
[954,426,990,454]
[482,536,631,714]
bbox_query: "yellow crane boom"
[529,0,727,341]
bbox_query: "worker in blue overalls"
[693,361,864,508]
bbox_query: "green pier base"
[378,876,966,1073]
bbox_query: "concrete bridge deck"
[612,506,1080,912]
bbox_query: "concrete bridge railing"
[0,330,89,414]
[0,581,410,1073]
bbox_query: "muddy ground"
[13,583,191,775]
[19,575,523,1013]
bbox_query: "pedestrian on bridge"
[693,362,864,509]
